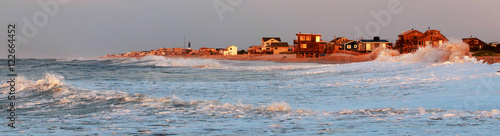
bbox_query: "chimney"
[374,36,380,41]
[334,35,336,39]
[428,27,430,30]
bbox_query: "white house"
[261,37,281,51]
[226,45,237,55]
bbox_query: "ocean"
[1,43,500,135]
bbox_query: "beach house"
[327,37,350,53]
[261,37,281,51]
[294,33,326,58]
[173,48,184,55]
[270,42,289,54]
[395,28,448,53]
[336,40,360,51]
[199,47,216,55]
[359,37,391,52]
[226,45,238,55]
[463,37,488,51]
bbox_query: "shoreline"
[100,53,500,64]
[101,54,376,64]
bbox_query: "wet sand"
[173,54,373,64]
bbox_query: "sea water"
[1,43,500,135]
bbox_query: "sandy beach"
[111,53,374,64]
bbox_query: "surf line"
[6,24,17,128]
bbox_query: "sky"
[0,0,499,58]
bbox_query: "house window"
[382,43,386,48]
[275,47,278,50]
[300,36,305,41]
[366,44,371,51]
[347,45,351,49]
[426,41,430,45]
[475,40,478,44]
[316,36,320,42]
[439,40,443,44]
[306,36,311,41]
[230,48,232,50]
[354,44,357,48]
[301,44,307,48]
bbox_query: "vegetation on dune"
[472,50,497,56]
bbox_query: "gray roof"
[262,37,281,42]
[360,39,390,43]
[270,42,289,47]
[330,37,347,43]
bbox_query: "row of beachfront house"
[248,37,292,54]
[107,27,498,58]
[248,35,393,55]
[106,45,238,57]
[250,28,497,57]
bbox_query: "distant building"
[139,51,150,56]
[359,36,392,52]
[330,37,349,44]
[270,42,289,54]
[491,42,499,48]
[395,28,448,53]
[199,47,215,55]
[226,45,237,55]
[215,48,225,55]
[248,45,260,54]
[184,49,193,54]
[463,37,488,51]
[173,48,184,55]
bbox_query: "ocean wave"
[2,73,311,118]
[373,41,479,63]
[103,55,332,71]
[333,107,500,120]
[1,73,65,94]
[110,55,224,68]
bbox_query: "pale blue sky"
[1,0,499,58]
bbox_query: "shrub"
[472,50,496,56]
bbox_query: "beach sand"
[158,53,375,64]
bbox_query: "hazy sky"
[1,0,499,58]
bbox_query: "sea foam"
[373,41,478,63]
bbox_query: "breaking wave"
[372,41,478,63]
[134,55,223,68]
[1,73,311,118]
[1,73,65,94]
[104,55,331,70]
